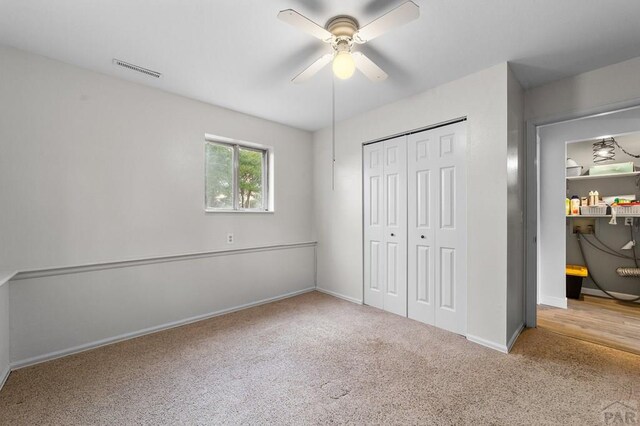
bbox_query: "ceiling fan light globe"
[332,51,356,80]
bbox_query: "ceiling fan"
[277,1,420,83]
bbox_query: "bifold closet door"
[408,122,467,335]
[364,142,384,310]
[364,136,407,316]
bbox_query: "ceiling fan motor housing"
[326,16,359,38]
[326,16,359,53]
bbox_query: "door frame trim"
[362,117,467,146]
[525,99,640,327]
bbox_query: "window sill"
[204,209,275,214]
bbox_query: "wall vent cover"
[112,59,162,78]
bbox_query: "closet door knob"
[390,233,395,237]
[421,235,425,239]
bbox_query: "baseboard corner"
[0,365,10,392]
[580,287,640,303]
[466,334,509,354]
[315,287,363,305]
[538,294,567,309]
[507,323,525,352]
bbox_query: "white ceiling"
[2,0,640,131]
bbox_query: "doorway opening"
[529,105,640,355]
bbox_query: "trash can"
[566,264,588,299]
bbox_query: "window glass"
[238,147,263,209]
[205,143,234,209]
[205,139,270,211]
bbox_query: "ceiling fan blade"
[354,1,419,43]
[277,9,333,42]
[292,53,333,83]
[352,52,388,82]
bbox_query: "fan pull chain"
[332,75,336,191]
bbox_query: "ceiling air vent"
[112,58,162,78]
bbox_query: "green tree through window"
[205,143,233,209]
[205,140,268,211]
[238,148,263,209]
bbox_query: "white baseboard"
[11,286,315,370]
[538,294,567,309]
[507,323,525,352]
[315,287,363,305]
[466,334,508,354]
[580,287,640,303]
[0,364,10,392]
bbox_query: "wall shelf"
[566,171,640,181]
[567,215,640,218]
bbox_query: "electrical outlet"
[226,233,234,244]
[625,217,633,226]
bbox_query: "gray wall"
[0,281,9,386]
[0,45,314,272]
[566,134,640,296]
[525,55,640,318]
[506,67,525,344]
[0,45,316,368]
[313,63,513,350]
[525,56,640,122]
[10,246,315,367]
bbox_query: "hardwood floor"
[538,295,640,355]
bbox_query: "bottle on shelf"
[571,195,580,215]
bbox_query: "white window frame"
[204,134,274,213]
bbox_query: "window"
[205,137,272,212]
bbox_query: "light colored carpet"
[0,291,638,425]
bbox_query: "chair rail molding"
[11,242,317,281]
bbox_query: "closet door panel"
[434,123,467,335]
[365,122,465,333]
[382,136,407,317]
[363,143,384,310]
[408,132,436,324]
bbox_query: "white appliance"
[363,121,468,335]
